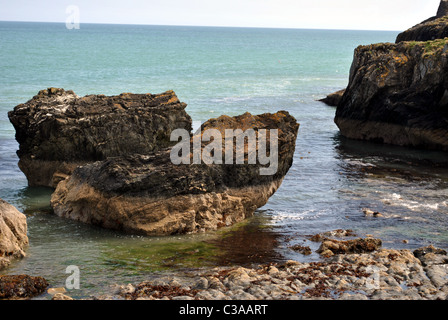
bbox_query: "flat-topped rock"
[8,88,191,187]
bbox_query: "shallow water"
[1,22,448,299]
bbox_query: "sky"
[0,0,442,31]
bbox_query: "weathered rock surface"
[92,245,448,300]
[8,88,191,187]
[335,39,448,151]
[396,0,448,43]
[0,199,28,270]
[51,111,299,235]
[317,238,382,257]
[318,89,345,107]
[0,275,48,299]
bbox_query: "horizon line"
[0,19,403,33]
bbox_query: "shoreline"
[91,245,448,301]
[39,240,446,301]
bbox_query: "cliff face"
[8,88,191,187]
[335,40,448,151]
[396,0,448,42]
[51,111,299,236]
[335,1,448,151]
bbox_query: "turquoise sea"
[1,22,448,298]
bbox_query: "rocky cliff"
[51,111,299,235]
[8,88,191,188]
[334,1,448,151]
[0,199,28,270]
[335,40,448,151]
[396,0,448,42]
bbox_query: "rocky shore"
[83,243,448,301]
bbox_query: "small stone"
[47,287,67,295]
[52,293,74,300]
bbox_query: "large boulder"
[0,199,28,270]
[8,88,192,188]
[51,111,299,236]
[335,39,448,151]
[396,0,448,42]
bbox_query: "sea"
[1,21,447,299]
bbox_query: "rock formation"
[396,0,448,42]
[318,89,345,107]
[333,1,448,151]
[335,40,448,151]
[8,88,191,188]
[0,199,28,270]
[51,111,299,236]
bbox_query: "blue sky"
[0,0,441,31]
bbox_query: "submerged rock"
[0,275,48,299]
[335,40,448,151]
[396,0,448,43]
[0,199,28,270]
[51,111,299,235]
[8,88,191,188]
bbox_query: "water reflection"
[333,134,448,248]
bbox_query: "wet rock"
[289,245,312,255]
[317,238,382,256]
[0,199,28,270]
[413,245,447,259]
[8,88,192,188]
[0,275,48,299]
[51,111,299,235]
[362,208,383,217]
[318,89,345,107]
[310,229,357,242]
[105,246,448,301]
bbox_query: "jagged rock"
[318,89,345,107]
[317,238,382,256]
[0,199,28,270]
[396,0,448,42]
[51,111,299,235]
[335,40,448,151]
[0,275,48,299]
[8,88,192,187]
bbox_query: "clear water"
[1,22,447,299]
